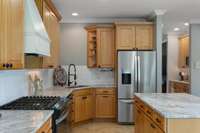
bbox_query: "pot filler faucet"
[68,64,77,86]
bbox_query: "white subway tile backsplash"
[0,69,53,106]
[63,65,114,86]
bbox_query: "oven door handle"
[56,110,70,125]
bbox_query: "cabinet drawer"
[134,97,140,107]
[153,112,165,131]
[37,118,52,133]
[73,89,92,96]
[96,88,115,95]
[145,105,154,119]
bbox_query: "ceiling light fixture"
[72,12,79,16]
[184,22,189,26]
[174,27,180,31]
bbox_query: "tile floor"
[71,122,134,133]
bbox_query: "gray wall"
[60,23,88,65]
[190,24,200,96]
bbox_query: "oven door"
[56,101,72,133]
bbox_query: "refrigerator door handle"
[137,56,141,93]
[134,55,138,93]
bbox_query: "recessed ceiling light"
[184,22,189,26]
[174,27,180,31]
[72,12,79,16]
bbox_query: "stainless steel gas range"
[0,95,72,133]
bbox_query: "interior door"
[137,51,156,93]
[118,51,137,99]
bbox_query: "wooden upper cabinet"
[86,25,114,68]
[136,25,154,50]
[0,0,24,70]
[116,26,135,50]
[35,0,43,18]
[179,36,189,68]
[42,1,60,68]
[116,22,154,50]
[97,28,114,68]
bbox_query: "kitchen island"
[0,110,53,133]
[134,93,200,133]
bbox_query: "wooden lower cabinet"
[143,114,163,133]
[169,81,190,93]
[36,118,52,133]
[73,91,93,123]
[72,88,116,124]
[95,95,116,118]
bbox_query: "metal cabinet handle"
[156,118,161,123]
[147,110,151,115]
[82,96,87,99]
[150,123,156,129]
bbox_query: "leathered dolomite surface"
[0,110,53,133]
[135,93,200,119]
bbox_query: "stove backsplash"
[0,69,53,106]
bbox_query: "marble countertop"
[0,110,53,133]
[170,80,190,84]
[40,84,116,97]
[135,93,200,119]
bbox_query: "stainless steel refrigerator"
[118,51,157,124]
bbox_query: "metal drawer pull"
[147,110,151,115]
[156,118,161,123]
[82,96,87,99]
[150,123,156,129]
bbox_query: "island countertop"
[135,93,200,119]
[0,110,53,133]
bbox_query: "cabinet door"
[143,115,163,133]
[74,96,86,122]
[179,36,189,68]
[0,0,4,69]
[97,28,114,68]
[85,95,93,120]
[96,95,116,118]
[116,26,135,50]
[0,0,24,69]
[136,25,154,50]
[43,2,60,68]
[134,106,144,133]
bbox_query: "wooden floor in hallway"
[71,122,134,133]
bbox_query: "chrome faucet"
[68,64,77,86]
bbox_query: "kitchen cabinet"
[135,97,165,133]
[143,114,163,133]
[136,25,154,50]
[97,28,115,68]
[42,1,60,68]
[86,25,115,68]
[0,0,24,70]
[134,107,145,133]
[95,88,116,118]
[36,118,52,133]
[135,95,200,133]
[73,89,94,123]
[169,80,190,93]
[179,36,189,68]
[72,88,116,124]
[116,26,135,50]
[34,0,61,68]
[115,22,154,50]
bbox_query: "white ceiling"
[53,0,200,34]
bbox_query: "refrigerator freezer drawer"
[118,99,134,124]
